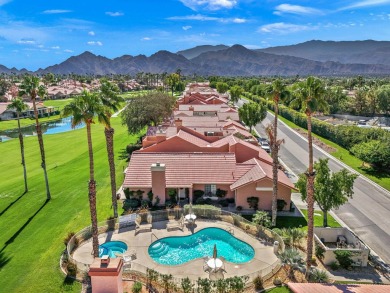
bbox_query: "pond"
[0,116,85,142]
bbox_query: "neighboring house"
[0,102,57,120]
[123,152,295,210]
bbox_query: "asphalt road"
[252,110,390,265]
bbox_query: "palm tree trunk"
[105,127,118,218]
[87,122,99,257]
[271,101,279,226]
[305,112,315,275]
[17,113,28,193]
[32,98,51,200]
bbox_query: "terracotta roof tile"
[288,283,390,293]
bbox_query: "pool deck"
[72,220,279,280]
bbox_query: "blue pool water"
[148,227,255,265]
[99,241,128,258]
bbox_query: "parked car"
[260,141,271,153]
[257,137,268,144]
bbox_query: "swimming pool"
[148,227,255,265]
[99,241,128,258]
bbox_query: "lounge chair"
[135,214,152,235]
[166,215,184,231]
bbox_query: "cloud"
[141,37,152,41]
[17,38,36,45]
[64,49,73,53]
[88,31,95,36]
[274,4,323,15]
[182,25,192,30]
[168,14,246,23]
[87,41,103,46]
[232,18,246,23]
[259,22,316,34]
[51,46,60,49]
[105,11,124,17]
[179,0,237,10]
[340,0,390,10]
[0,0,12,6]
[42,9,72,14]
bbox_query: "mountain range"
[1,40,390,76]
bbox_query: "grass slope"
[275,113,390,191]
[0,117,137,292]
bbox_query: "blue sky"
[0,0,389,70]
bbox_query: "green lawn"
[275,113,390,191]
[0,117,138,292]
[265,286,292,292]
[0,99,73,131]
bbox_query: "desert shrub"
[66,262,77,277]
[181,277,193,293]
[63,232,78,247]
[334,250,354,269]
[132,281,142,293]
[315,244,325,260]
[310,268,329,283]
[273,277,282,286]
[253,276,263,290]
[330,261,340,270]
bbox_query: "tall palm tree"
[291,76,328,275]
[63,90,104,257]
[98,79,124,218]
[7,98,29,193]
[18,75,51,200]
[266,79,289,226]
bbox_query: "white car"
[260,141,271,153]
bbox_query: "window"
[204,184,216,196]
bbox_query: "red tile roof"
[124,152,238,188]
[288,283,390,293]
[230,158,296,190]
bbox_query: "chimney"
[151,162,166,205]
[175,118,183,130]
[89,258,123,293]
[189,106,194,111]
[156,125,166,143]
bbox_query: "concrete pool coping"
[72,220,279,280]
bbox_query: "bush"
[277,199,287,211]
[310,268,329,283]
[132,281,142,293]
[330,261,340,270]
[236,206,242,211]
[126,144,142,155]
[123,188,134,200]
[66,262,77,277]
[63,232,77,247]
[147,190,153,202]
[247,196,259,210]
[123,198,140,211]
[216,188,227,198]
[218,199,229,207]
[273,277,282,286]
[315,244,325,260]
[253,276,263,290]
[227,197,235,204]
[334,250,354,269]
[195,197,206,205]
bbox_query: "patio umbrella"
[213,244,217,259]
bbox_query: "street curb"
[267,111,390,199]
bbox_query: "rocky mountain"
[257,40,390,65]
[177,44,229,59]
[2,40,390,76]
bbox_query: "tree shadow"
[358,166,390,180]
[61,276,77,292]
[0,199,49,254]
[0,251,11,270]
[0,191,28,217]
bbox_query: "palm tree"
[7,98,29,193]
[63,90,104,257]
[98,79,124,218]
[279,248,305,281]
[18,75,51,200]
[265,79,289,226]
[290,76,328,275]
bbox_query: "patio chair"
[166,215,184,231]
[135,214,152,235]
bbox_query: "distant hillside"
[258,40,390,65]
[177,44,229,59]
[2,40,390,76]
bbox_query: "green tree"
[121,91,175,134]
[296,158,357,227]
[0,77,10,96]
[229,85,244,104]
[7,98,29,193]
[291,76,328,275]
[165,73,180,96]
[265,78,290,226]
[18,75,51,200]
[98,79,124,218]
[63,90,105,257]
[238,102,266,132]
[377,85,390,114]
[216,82,229,94]
[351,140,390,170]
